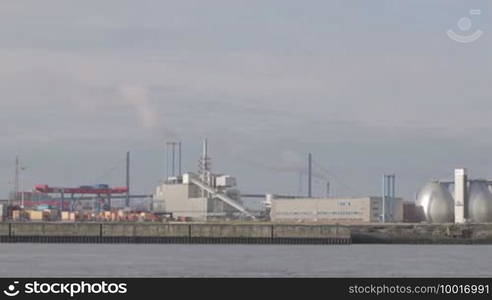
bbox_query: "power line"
[311,158,356,195]
[93,157,126,183]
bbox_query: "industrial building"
[153,179,205,219]
[270,196,403,223]
[0,201,6,222]
[152,139,255,220]
[6,139,414,224]
[153,174,248,220]
[416,168,492,223]
[152,140,406,223]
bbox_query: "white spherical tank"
[467,180,492,223]
[416,181,454,223]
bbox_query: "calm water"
[0,244,491,277]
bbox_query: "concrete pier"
[3,222,492,244]
[0,223,351,244]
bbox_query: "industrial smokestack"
[171,143,175,176]
[308,153,312,198]
[126,151,130,208]
[166,142,182,177]
[203,138,208,168]
[201,138,210,173]
[199,138,211,197]
[454,168,467,223]
[14,155,19,204]
[178,142,182,176]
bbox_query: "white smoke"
[119,85,158,129]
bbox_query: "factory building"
[152,139,255,221]
[152,174,245,220]
[270,196,403,223]
[153,140,406,223]
[153,179,207,219]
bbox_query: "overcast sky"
[0,1,491,201]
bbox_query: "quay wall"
[349,223,492,244]
[0,223,350,244]
[3,222,492,244]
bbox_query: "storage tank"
[467,180,492,223]
[415,181,454,223]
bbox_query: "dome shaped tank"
[467,180,492,223]
[416,181,454,223]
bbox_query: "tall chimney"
[203,139,208,167]
[202,138,210,172]
[454,168,467,224]
[308,153,312,198]
[14,156,19,204]
[126,151,130,207]
[178,142,182,176]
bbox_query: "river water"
[0,244,491,277]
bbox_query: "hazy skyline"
[1,1,491,201]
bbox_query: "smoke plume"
[119,85,158,129]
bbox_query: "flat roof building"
[153,181,208,220]
[152,173,252,221]
[270,196,403,223]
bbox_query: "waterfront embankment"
[349,223,492,244]
[2,222,492,244]
[0,222,350,244]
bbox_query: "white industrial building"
[153,139,405,223]
[152,139,255,221]
[153,179,206,219]
[153,173,252,220]
[270,196,403,223]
